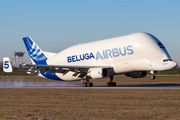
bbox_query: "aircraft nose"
[160,60,178,71]
[170,61,178,69]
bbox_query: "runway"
[0,76,180,90]
[1,84,180,90]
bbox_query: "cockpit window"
[158,42,165,48]
[163,59,172,62]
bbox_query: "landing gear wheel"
[106,82,116,87]
[83,77,94,87]
[151,75,156,80]
[83,82,93,87]
[90,83,93,87]
[106,82,110,87]
[113,82,116,87]
[83,82,87,87]
[87,82,93,87]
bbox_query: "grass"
[0,71,32,76]
[0,76,180,119]
[0,90,180,119]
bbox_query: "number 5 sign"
[3,57,13,73]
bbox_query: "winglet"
[3,57,13,73]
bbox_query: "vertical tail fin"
[23,37,47,65]
[3,57,13,73]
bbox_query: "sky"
[0,0,180,65]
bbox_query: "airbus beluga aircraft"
[3,32,178,87]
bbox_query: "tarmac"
[1,84,180,90]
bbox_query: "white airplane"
[3,32,178,87]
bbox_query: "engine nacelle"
[125,71,147,78]
[88,68,109,79]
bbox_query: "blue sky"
[0,0,180,65]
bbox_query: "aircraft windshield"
[163,59,172,62]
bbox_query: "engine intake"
[125,71,147,78]
[88,68,109,79]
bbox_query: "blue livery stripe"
[23,37,63,81]
[40,71,63,81]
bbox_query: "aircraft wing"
[25,64,113,78]
[26,64,112,68]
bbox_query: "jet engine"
[125,71,147,78]
[88,68,109,79]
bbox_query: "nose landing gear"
[151,75,156,79]
[150,71,156,79]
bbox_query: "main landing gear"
[83,77,93,87]
[83,76,117,87]
[150,71,156,80]
[106,76,116,87]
